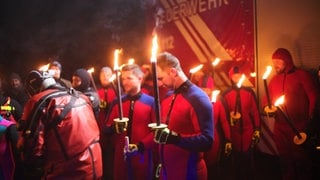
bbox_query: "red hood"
[272,48,295,73]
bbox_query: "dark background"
[0,0,157,83]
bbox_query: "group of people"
[0,48,319,180]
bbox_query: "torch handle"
[277,106,302,139]
[115,69,123,119]
[263,80,272,109]
[151,62,161,126]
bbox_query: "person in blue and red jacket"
[221,66,261,180]
[263,48,320,180]
[104,64,157,180]
[153,52,213,180]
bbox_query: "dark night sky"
[0,0,156,82]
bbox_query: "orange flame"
[189,64,203,74]
[109,74,116,82]
[128,58,135,65]
[212,57,221,67]
[39,63,50,71]
[151,35,158,63]
[274,95,285,106]
[211,90,221,102]
[114,49,121,70]
[262,66,272,80]
[87,67,94,74]
[236,74,246,88]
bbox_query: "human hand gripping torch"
[113,49,129,133]
[87,67,98,92]
[230,74,245,126]
[147,35,167,131]
[274,95,307,145]
[262,66,277,116]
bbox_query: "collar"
[174,80,192,94]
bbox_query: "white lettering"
[159,0,230,25]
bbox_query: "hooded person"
[72,68,100,119]
[19,70,102,179]
[263,48,320,179]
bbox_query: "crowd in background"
[0,48,320,180]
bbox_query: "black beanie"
[73,68,91,91]
[9,73,22,81]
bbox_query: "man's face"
[100,71,113,87]
[72,76,82,88]
[121,70,141,95]
[11,78,22,88]
[272,59,286,74]
[156,66,173,89]
[49,65,61,79]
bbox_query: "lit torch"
[230,74,245,126]
[212,57,221,67]
[212,57,220,89]
[189,64,203,80]
[113,49,129,127]
[148,34,167,130]
[39,63,50,72]
[87,67,98,92]
[274,95,307,145]
[127,58,135,65]
[263,66,277,115]
[211,90,221,103]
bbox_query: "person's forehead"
[50,65,61,70]
[272,58,284,63]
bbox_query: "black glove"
[154,127,180,144]
[251,130,260,147]
[224,140,232,157]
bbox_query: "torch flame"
[87,67,94,74]
[212,57,221,67]
[262,66,272,80]
[39,63,50,71]
[236,74,246,88]
[128,58,135,65]
[114,49,121,70]
[211,90,221,102]
[109,74,116,82]
[151,35,158,63]
[189,64,203,74]
[274,95,285,106]
[250,72,256,77]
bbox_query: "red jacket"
[21,88,102,179]
[204,97,231,165]
[222,86,260,152]
[106,92,156,180]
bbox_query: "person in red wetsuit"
[204,93,232,180]
[97,66,117,180]
[263,48,320,180]
[104,64,157,180]
[152,52,213,180]
[19,70,102,179]
[221,66,261,180]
